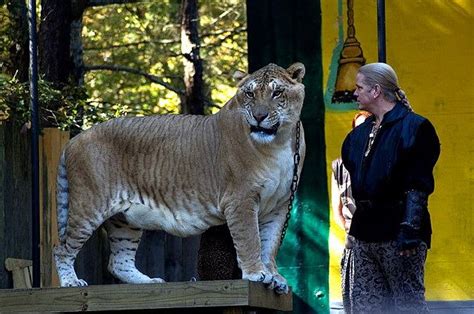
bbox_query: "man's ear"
[232,70,248,84]
[373,84,382,98]
[286,62,305,83]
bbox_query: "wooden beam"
[0,280,292,312]
[39,128,70,287]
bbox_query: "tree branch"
[84,39,179,51]
[200,26,247,39]
[84,28,246,51]
[84,64,184,95]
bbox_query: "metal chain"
[279,120,301,246]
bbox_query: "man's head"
[354,63,400,111]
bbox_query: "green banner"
[247,1,329,312]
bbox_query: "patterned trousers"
[342,238,429,314]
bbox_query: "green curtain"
[247,1,329,313]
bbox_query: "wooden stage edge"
[0,279,292,312]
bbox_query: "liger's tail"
[56,151,69,242]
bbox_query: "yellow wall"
[323,0,473,302]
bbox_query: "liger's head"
[233,63,305,144]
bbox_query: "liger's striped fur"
[54,63,307,294]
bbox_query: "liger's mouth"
[250,122,280,136]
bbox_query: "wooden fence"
[0,121,32,288]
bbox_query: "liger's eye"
[272,90,283,98]
[245,91,255,98]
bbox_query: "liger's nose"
[254,112,268,123]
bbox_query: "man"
[341,63,440,313]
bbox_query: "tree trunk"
[37,0,87,128]
[70,0,89,86]
[6,0,29,82]
[38,0,74,88]
[180,0,204,115]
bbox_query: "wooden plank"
[0,280,292,312]
[39,128,69,288]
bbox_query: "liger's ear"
[286,63,305,83]
[232,70,248,84]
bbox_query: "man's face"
[354,73,374,110]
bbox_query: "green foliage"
[0,5,11,74]
[83,0,247,115]
[0,1,248,129]
[0,74,128,131]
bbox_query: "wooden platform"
[0,280,292,313]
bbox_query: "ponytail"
[396,88,413,112]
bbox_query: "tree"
[39,0,74,87]
[81,1,246,118]
[37,0,142,128]
[180,0,204,114]
[4,0,29,82]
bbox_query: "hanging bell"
[332,0,366,103]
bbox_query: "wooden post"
[39,128,69,287]
[4,258,33,288]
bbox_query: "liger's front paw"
[242,271,273,284]
[273,280,289,294]
[62,278,88,287]
[148,277,165,283]
[265,273,289,294]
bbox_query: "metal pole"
[28,0,41,288]
[377,0,386,62]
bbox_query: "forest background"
[0,0,247,131]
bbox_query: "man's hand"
[397,224,421,256]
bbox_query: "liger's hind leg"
[105,214,164,284]
[54,214,102,287]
